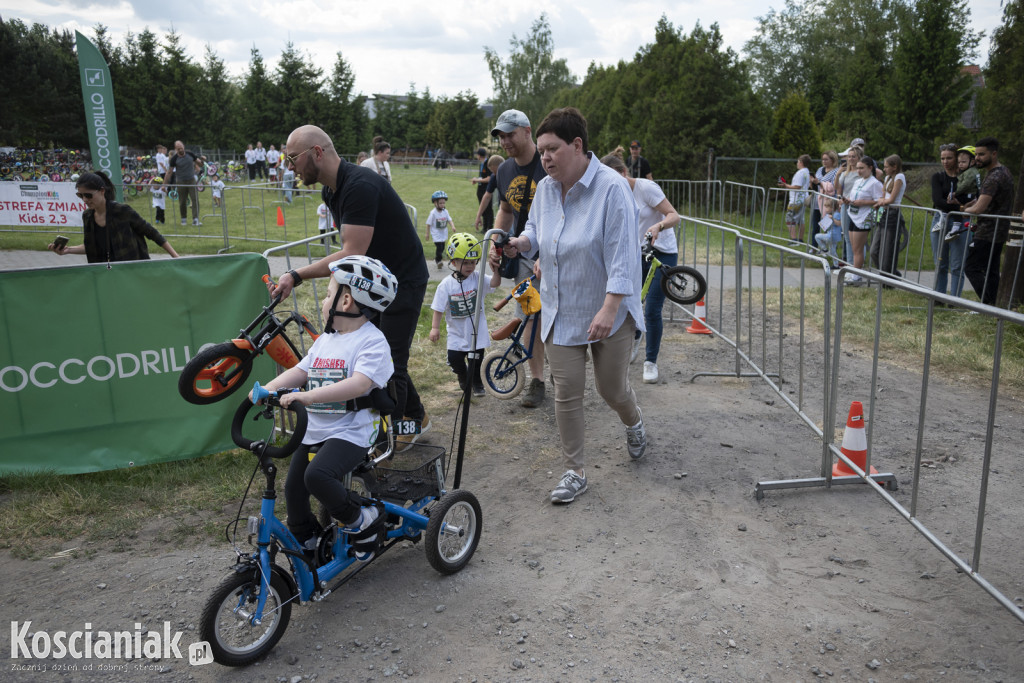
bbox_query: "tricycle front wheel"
[199,569,293,666]
[425,490,482,575]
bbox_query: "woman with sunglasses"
[48,171,179,264]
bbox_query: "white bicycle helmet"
[329,255,399,315]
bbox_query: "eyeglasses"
[76,192,94,199]
[283,145,316,166]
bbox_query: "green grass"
[0,165,485,259]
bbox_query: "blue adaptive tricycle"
[198,383,482,666]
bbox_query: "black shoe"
[473,383,486,397]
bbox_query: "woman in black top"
[928,143,966,296]
[49,172,179,265]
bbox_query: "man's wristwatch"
[287,269,303,287]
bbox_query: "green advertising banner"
[75,31,123,202]
[0,254,274,474]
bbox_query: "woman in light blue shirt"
[509,107,647,506]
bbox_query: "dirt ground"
[3,314,1024,682]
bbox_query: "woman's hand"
[587,307,615,341]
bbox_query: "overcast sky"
[1,0,1007,100]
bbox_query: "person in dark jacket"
[49,171,179,264]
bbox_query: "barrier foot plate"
[755,473,898,501]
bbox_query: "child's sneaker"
[944,222,964,243]
[346,505,381,562]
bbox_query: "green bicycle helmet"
[431,190,448,202]
[446,233,482,261]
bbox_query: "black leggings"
[434,241,446,263]
[448,349,484,387]
[285,438,366,543]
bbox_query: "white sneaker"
[642,361,659,384]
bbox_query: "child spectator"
[780,154,812,243]
[210,173,225,208]
[267,144,280,186]
[151,176,166,224]
[282,164,295,203]
[426,190,454,269]
[813,197,842,265]
[945,146,982,243]
[473,155,504,231]
[429,233,501,396]
[251,255,398,560]
[318,201,338,246]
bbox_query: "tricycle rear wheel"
[425,490,482,574]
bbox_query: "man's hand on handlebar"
[268,272,296,299]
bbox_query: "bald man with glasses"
[270,125,431,450]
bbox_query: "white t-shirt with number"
[426,207,452,243]
[430,271,492,352]
[295,320,394,446]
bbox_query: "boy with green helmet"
[429,233,501,396]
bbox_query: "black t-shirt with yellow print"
[495,150,547,236]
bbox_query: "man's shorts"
[785,203,806,225]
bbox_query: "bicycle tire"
[200,569,293,666]
[178,342,253,404]
[660,265,707,305]
[425,490,482,575]
[481,348,526,400]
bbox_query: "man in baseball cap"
[491,109,531,137]
[489,108,548,409]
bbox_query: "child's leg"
[471,348,486,387]
[284,444,318,542]
[304,439,371,527]
[434,241,445,264]
[448,349,469,389]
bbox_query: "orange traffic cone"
[276,206,285,227]
[833,400,878,477]
[686,297,713,335]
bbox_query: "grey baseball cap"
[491,109,530,136]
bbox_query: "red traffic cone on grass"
[686,297,713,335]
[276,206,285,226]
[833,400,878,477]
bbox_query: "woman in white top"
[870,154,908,279]
[360,136,392,183]
[840,156,884,286]
[835,146,864,267]
[600,153,681,384]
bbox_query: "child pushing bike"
[430,233,502,396]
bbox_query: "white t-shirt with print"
[295,321,394,447]
[847,177,884,228]
[211,180,225,198]
[151,187,165,209]
[632,178,676,254]
[426,207,452,243]
[430,271,493,352]
[155,152,169,175]
[789,167,810,205]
